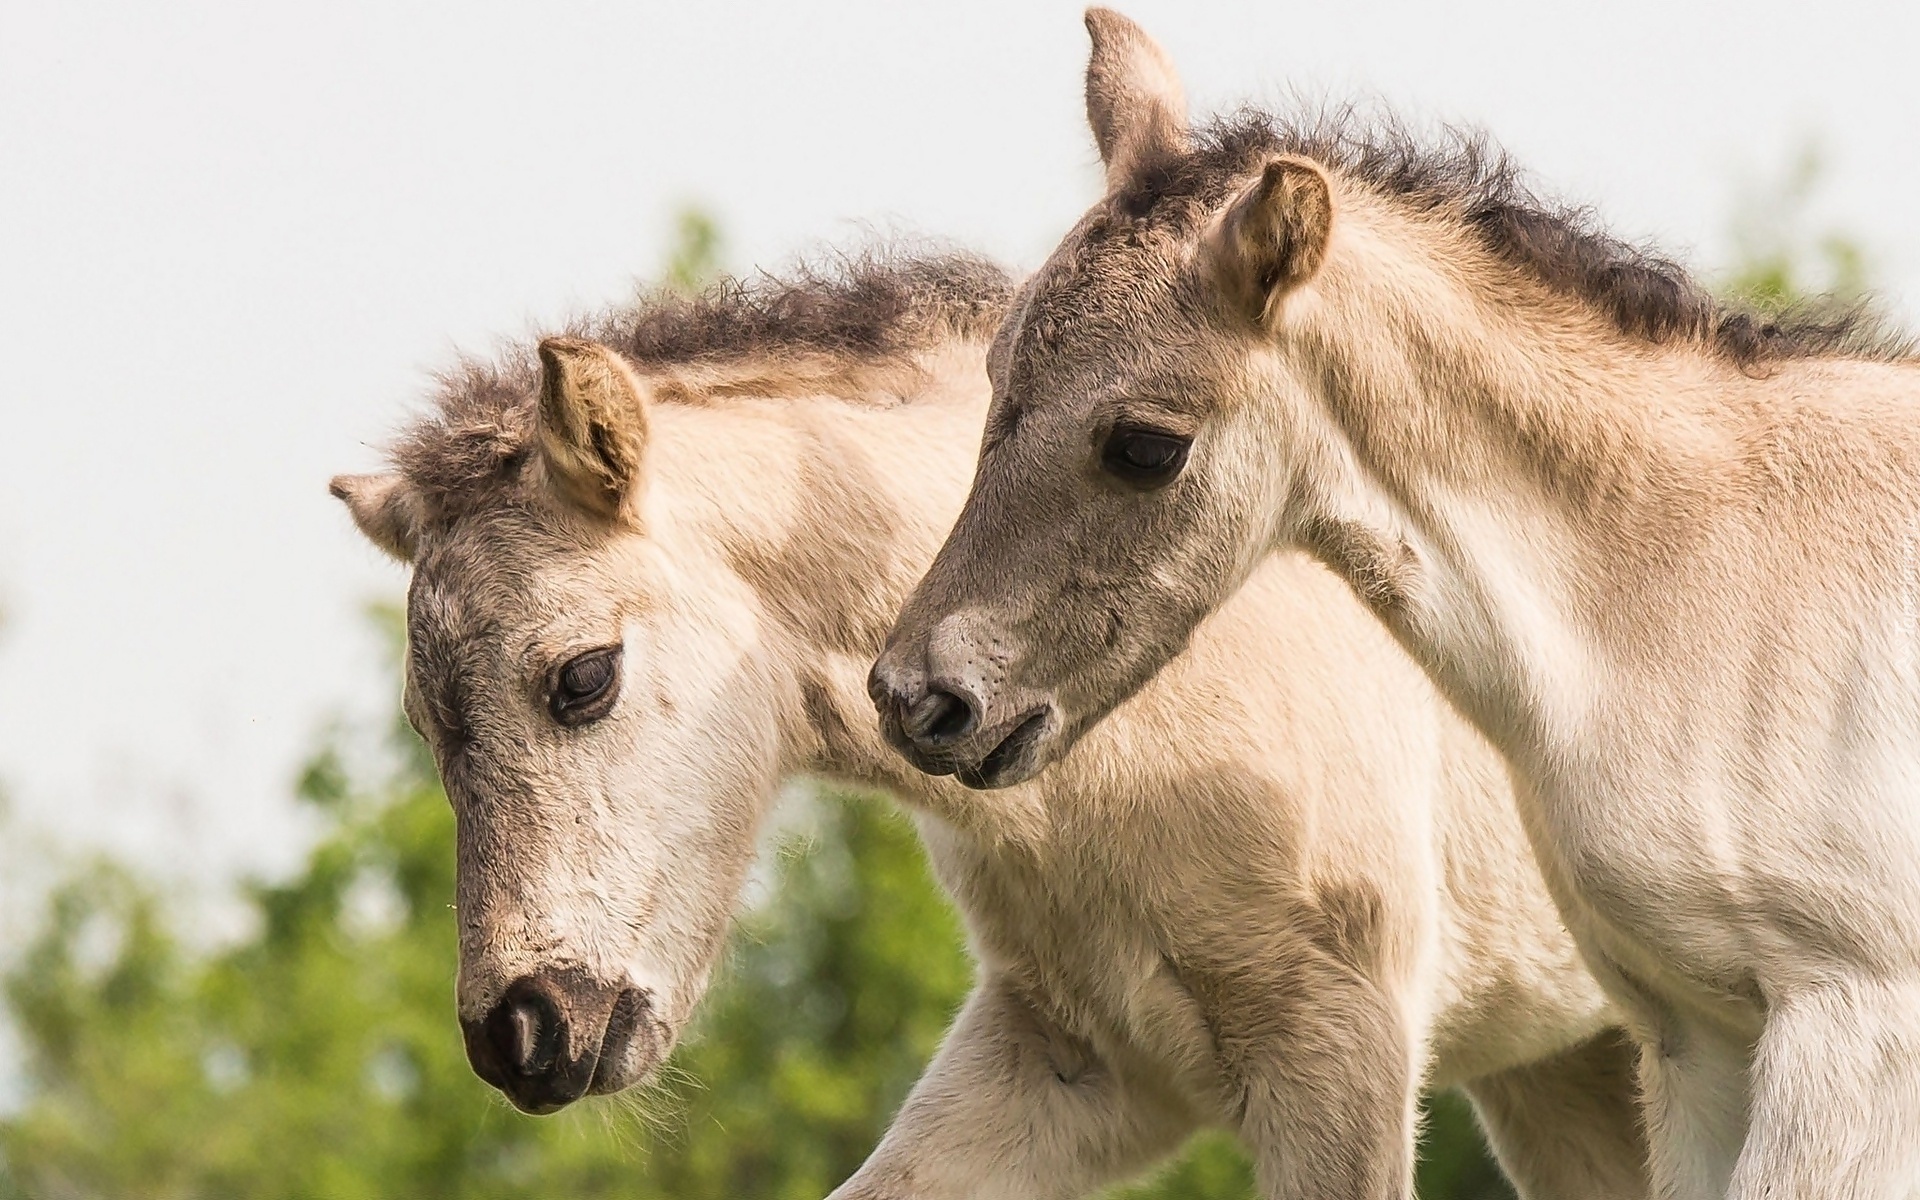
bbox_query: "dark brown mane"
[590,248,1011,366]
[1111,106,1909,368]
[392,248,1012,517]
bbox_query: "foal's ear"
[1205,155,1335,323]
[330,473,421,562]
[1084,8,1189,189]
[536,337,650,524]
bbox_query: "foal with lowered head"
[333,254,1645,1198]
[873,11,1920,1199]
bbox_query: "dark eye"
[1100,425,1192,488]
[549,646,622,727]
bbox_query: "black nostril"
[904,688,978,746]
[489,985,563,1078]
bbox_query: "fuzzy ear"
[330,473,421,562]
[536,337,649,522]
[1084,8,1189,189]
[1206,155,1335,322]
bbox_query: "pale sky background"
[1,0,1916,894]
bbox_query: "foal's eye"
[549,646,622,727]
[1100,425,1192,488]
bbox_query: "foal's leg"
[1461,1027,1651,1200]
[1221,960,1421,1200]
[1729,974,1920,1200]
[1633,1012,1749,1200]
[829,971,1197,1200]
[1579,950,1748,1200]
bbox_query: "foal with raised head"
[333,254,1646,1198]
[872,11,1920,1198]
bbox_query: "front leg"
[1194,955,1422,1200]
[1582,947,1747,1198]
[830,970,1198,1200]
[1731,974,1920,1200]
[1462,1027,1651,1199]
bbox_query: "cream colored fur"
[1272,191,1920,1200]
[338,329,1647,1197]
[874,11,1920,1197]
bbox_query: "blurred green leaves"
[0,675,978,1199]
[660,205,726,296]
[1721,140,1873,314]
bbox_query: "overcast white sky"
[2,0,1916,888]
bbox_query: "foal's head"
[871,11,1895,790]
[871,9,1318,787]
[336,251,1007,1112]
[333,341,779,1113]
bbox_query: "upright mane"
[393,248,1013,517]
[1111,106,1908,368]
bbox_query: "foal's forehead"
[1050,208,1188,309]
[404,518,574,647]
[1037,212,1183,311]
[1005,212,1203,397]
[404,568,513,680]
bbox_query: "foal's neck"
[1287,210,1745,761]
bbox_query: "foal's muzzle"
[868,631,1060,790]
[461,966,655,1113]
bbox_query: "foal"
[333,254,1645,1198]
[872,11,1920,1199]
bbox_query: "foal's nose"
[867,653,983,762]
[902,686,980,747]
[463,972,588,1113]
[484,981,562,1076]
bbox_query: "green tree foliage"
[0,621,975,1200]
[1721,141,1872,314]
[659,205,726,296]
